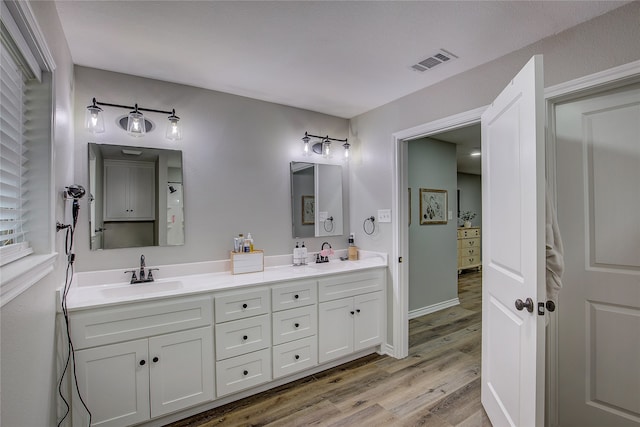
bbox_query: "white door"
[354,291,384,351]
[555,82,640,426]
[318,298,354,363]
[74,339,150,427]
[481,55,546,426]
[149,327,214,417]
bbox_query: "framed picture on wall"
[419,188,447,225]
[302,195,315,225]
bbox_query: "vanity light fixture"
[85,97,182,141]
[301,132,349,160]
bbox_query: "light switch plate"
[378,209,392,223]
[448,211,453,220]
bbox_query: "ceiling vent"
[411,49,458,72]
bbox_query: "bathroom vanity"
[62,254,387,427]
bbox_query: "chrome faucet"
[139,254,146,281]
[125,254,159,284]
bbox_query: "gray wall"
[408,138,458,312]
[349,2,640,344]
[457,173,482,228]
[0,2,75,426]
[73,67,350,272]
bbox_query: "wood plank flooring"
[166,271,489,427]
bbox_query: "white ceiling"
[55,1,627,119]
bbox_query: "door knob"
[515,298,534,313]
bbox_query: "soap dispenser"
[348,233,358,261]
[300,241,307,265]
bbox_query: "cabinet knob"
[243,370,249,376]
[294,294,299,299]
[356,309,361,313]
[242,335,248,341]
[139,360,146,366]
[295,354,300,360]
[242,303,248,309]
[153,357,159,363]
[294,323,300,328]
[350,311,355,315]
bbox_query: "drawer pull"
[242,303,248,309]
[294,322,300,328]
[350,311,355,315]
[139,360,146,366]
[243,370,249,376]
[356,309,361,313]
[294,354,300,360]
[242,335,248,341]
[294,294,299,299]
[152,357,159,363]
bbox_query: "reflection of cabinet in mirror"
[290,162,344,238]
[104,160,155,221]
[88,143,183,251]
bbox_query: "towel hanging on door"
[546,189,564,305]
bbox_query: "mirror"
[290,162,344,238]
[88,143,184,250]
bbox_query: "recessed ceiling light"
[121,149,143,156]
[470,151,481,157]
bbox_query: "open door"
[481,55,546,426]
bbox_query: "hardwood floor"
[166,271,489,427]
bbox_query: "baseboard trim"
[408,298,460,320]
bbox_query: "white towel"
[546,190,564,304]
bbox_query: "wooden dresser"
[457,227,481,274]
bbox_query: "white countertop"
[62,251,387,311]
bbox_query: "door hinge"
[398,257,403,263]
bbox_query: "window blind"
[0,40,32,265]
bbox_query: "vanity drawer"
[215,314,271,360]
[216,348,271,397]
[215,288,270,323]
[272,305,317,345]
[69,296,213,349]
[271,280,317,311]
[272,336,318,379]
[318,269,385,302]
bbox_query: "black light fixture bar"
[303,131,348,144]
[92,98,174,115]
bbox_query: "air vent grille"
[411,49,458,72]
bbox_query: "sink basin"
[100,280,183,298]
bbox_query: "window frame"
[1,0,57,307]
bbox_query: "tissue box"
[231,250,264,274]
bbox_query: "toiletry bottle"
[348,233,358,260]
[246,233,254,252]
[238,234,244,253]
[294,242,300,265]
[300,241,307,265]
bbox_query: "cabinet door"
[74,340,150,427]
[149,327,214,417]
[318,298,353,363]
[104,163,131,220]
[128,165,155,220]
[354,291,384,352]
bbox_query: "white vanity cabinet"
[214,288,272,396]
[104,160,155,221]
[271,280,318,378]
[318,270,385,363]
[69,296,214,427]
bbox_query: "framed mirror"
[88,143,184,250]
[290,162,343,238]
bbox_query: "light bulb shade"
[165,110,182,140]
[85,102,104,133]
[127,108,146,137]
[322,140,331,158]
[303,140,310,155]
[343,141,350,160]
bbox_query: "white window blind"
[0,38,33,265]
